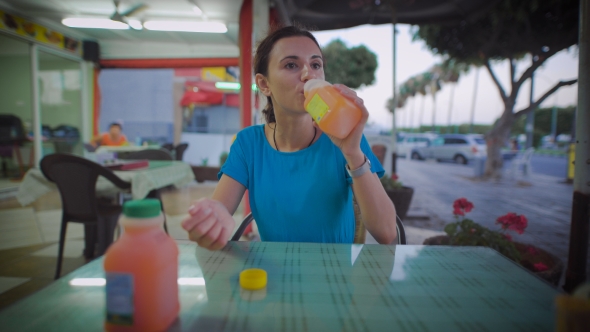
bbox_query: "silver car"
[396,133,438,158]
[411,134,487,164]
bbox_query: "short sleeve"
[345,134,385,184]
[218,132,249,188]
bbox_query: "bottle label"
[106,272,134,326]
[306,93,330,124]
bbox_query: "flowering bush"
[380,173,403,190]
[444,198,548,272]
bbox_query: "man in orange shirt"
[91,122,128,147]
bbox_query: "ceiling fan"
[110,0,148,26]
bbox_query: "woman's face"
[257,36,325,115]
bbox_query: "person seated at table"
[90,122,128,147]
[182,25,397,250]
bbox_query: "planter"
[192,166,221,183]
[385,186,414,220]
[423,235,564,286]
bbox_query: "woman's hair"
[254,25,323,124]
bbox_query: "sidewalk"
[394,157,586,274]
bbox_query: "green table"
[0,242,559,331]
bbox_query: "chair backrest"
[175,143,189,161]
[40,153,130,223]
[119,149,173,161]
[231,209,407,244]
[161,143,174,152]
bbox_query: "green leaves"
[444,218,521,262]
[322,39,378,89]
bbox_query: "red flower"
[470,228,476,233]
[534,263,548,272]
[527,246,538,255]
[391,174,399,181]
[453,198,474,216]
[496,213,528,234]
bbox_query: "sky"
[312,24,579,131]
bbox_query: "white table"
[17,161,195,206]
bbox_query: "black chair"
[118,149,172,232]
[40,153,131,279]
[231,212,407,244]
[161,143,174,153]
[119,149,173,161]
[175,143,189,161]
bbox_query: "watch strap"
[346,155,371,178]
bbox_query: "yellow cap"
[239,268,267,290]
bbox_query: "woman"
[182,26,397,250]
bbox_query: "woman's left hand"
[317,84,368,159]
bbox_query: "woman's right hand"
[181,198,235,250]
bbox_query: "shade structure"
[180,81,240,108]
[282,0,500,31]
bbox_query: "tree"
[322,39,378,89]
[413,0,579,177]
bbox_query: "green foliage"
[201,158,208,166]
[219,152,229,166]
[444,219,521,262]
[510,106,576,147]
[322,39,378,89]
[412,0,579,64]
[380,174,403,191]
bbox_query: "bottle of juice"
[303,79,362,139]
[104,199,179,332]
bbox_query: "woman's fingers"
[197,223,223,249]
[210,226,232,251]
[181,203,212,231]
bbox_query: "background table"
[0,242,559,331]
[16,161,194,206]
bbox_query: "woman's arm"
[321,84,397,244]
[181,175,247,250]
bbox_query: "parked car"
[396,133,438,158]
[411,134,487,164]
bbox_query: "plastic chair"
[40,153,131,279]
[509,147,535,177]
[161,143,174,152]
[175,143,189,161]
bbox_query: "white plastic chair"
[510,147,535,177]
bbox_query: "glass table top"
[0,242,559,331]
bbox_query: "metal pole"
[469,68,480,133]
[551,93,559,142]
[419,95,425,133]
[30,44,42,167]
[447,84,455,134]
[390,13,398,174]
[409,97,415,133]
[431,94,436,132]
[564,0,590,293]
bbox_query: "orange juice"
[303,79,362,139]
[104,199,179,332]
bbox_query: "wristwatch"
[346,155,371,178]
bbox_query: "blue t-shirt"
[219,124,384,243]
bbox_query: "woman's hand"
[181,198,235,250]
[316,84,368,166]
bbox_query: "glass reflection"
[390,245,423,281]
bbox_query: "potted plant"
[423,198,564,285]
[380,173,414,220]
